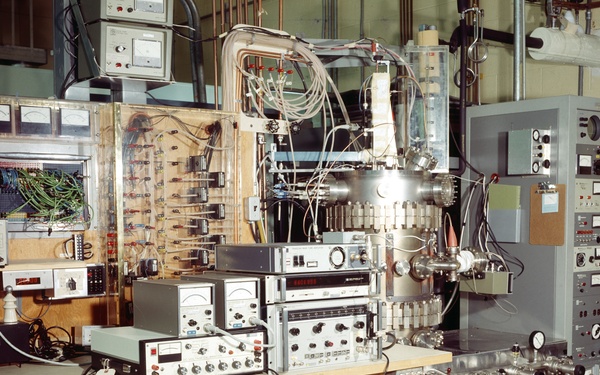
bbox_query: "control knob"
[289,327,300,336]
[245,359,255,368]
[238,342,246,351]
[197,347,207,355]
[218,362,228,371]
[177,365,188,375]
[234,313,244,319]
[218,345,226,353]
[291,344,299,352]
[329,246,346,268]
[205,363,215,373]
[188,319,198,327]
[312,322,325,334]
[354,321,365,329]
[191,364,201,374]
[232,361,242,369]
[335,323,349,332]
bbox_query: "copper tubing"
[279,0,283,30]
[212,0,219,110]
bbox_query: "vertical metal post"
[514,0,523,101]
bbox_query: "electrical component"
[460,271,514,295]
[59,108,91,137]
[244,196,261,222]
[2,269,53,291]
[139,258,158,276]
[215,243,370,274]
[182,272,260,330]
[79,0,174,26]
[74,233,84,261]
[133,279,214,337]
[18,106,52,135]
[265,297,379,373]
[79,21,172,81]
[87,263,106,296]
[91,326,265,375]
[208,171,225,188]
[189,155,208,172]
[0,104,11,133]
[47,267,88,299]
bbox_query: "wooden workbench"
[284,345,451,375]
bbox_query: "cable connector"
[203,323,217,334]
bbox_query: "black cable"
[382,331,397,350]
[28,319,78,362]
[262,198,307,213]
[381,352,390,375]
[266,368,280,375]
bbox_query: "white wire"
[0,331,80,367]
[491,295,519,315]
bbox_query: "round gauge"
[531,161,540,174]
[329,246,346,269]
[591,323,600,340]
[529,330,546,350]
[576,252,586,268]
[588,115,600,141]
[532,129,540,141]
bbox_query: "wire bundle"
[28,319,76,361]
[10,168,88,225]
[0,168,20,192]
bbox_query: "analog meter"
[529,330,546,350]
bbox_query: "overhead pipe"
[179,0,207,104]
[447,26,543,52]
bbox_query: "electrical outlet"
[244,196,261,221]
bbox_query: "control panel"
[91,326,265,375]
[266,298,377,372]
[134,279,214,337]
[507,128,552,175]
[572,271,600,361]
[215,243,370,274]
[141,330,266,375]
[574,212,600,246]
[81,21,172,81]
[182,273,260,330]
[80,0,174,26]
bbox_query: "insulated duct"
[529,27,600,68]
